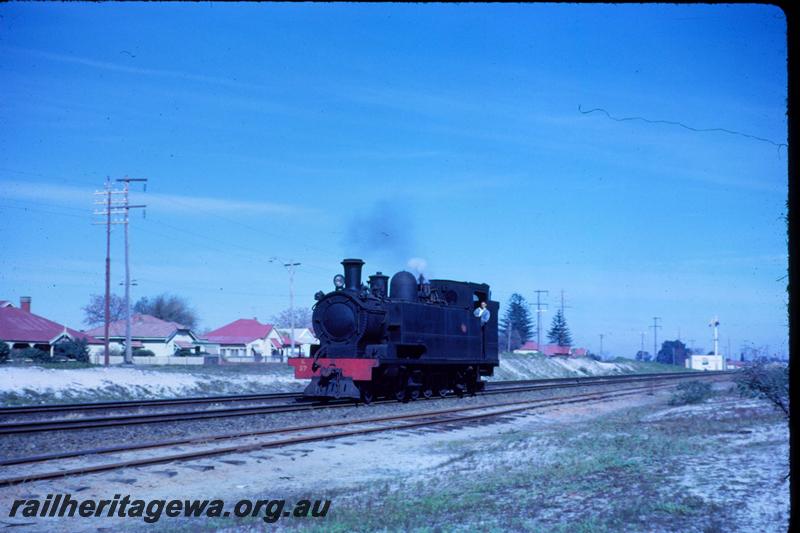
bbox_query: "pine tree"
[499,293,534,351]
[547,309,573,346]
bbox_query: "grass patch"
[283,394,782,532]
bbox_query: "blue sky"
[0,3,788,358]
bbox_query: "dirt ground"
[0,380,788,532]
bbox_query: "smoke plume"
[342,200,418,269]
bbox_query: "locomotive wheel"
[360,388,374,405]
[454,384,465,398]
[423,388,433,399]
[410,388,420,401]
[438,388,449,398]
[395,388,407,402]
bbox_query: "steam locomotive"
[288,259,499,402]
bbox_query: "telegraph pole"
[533,290,548,352]
[93,180,113,366]
[116,177,147,365]
[284,262,301,359]
[651,317,662,360]
[558,289,573,316]
[640,332,645,357]
[94,179,127,365]
[599,333,605,357]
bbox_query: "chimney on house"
[20,296,31,313]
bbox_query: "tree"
[736,359,789,417]
[547,309,572,346]
[0,341,9,364]
[656,340,689,366]
[54,338,90,363]
[82,294,127,327]
[499,293,534,351]
[133,293,199,329]
[502,329,523,353]
[270,307,312,330]
[635,350,652,362]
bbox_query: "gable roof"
[543,344,571,356]
[0,305,98,344]
[84,314,190,340]
[516,341,540,351]
[276,328,317,345]
[202,318,274,345]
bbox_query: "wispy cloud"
[0,179,309,216]
[146,191,305,215]
[2,45,264,91]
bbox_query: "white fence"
[90,354,205,366]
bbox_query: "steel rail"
[0,370,725,417]
[0,391,305,416]
[0,377,693,468]
[0,377,725,487]
[0,371,734,435]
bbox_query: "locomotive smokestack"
[341,258,365,291]
[368,272,389,298]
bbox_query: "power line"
[2,165,344,264]
[578,104,788,151]
[0,202,86,219]
[93,179,127,366]
[559,289,573,315]
[650,317,662,360]
[118,177,147,365]
[282,261,301,361]
[533,290,548,352]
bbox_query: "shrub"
[53,338,90,363]
[0,341,10,363]
[133,348,155,357]
[669,380,712,406]
[736,359,789,416]
[17,347,51,363]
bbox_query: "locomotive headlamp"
[333,274,345,289]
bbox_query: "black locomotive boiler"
[288,258,499,402]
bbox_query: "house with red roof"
[84,313,208,363]
[512,340,588,357]
[276,328,319,357]
[0,297,101,357]
[201,318,285,362]
[513,341,541,354]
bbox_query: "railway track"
[0,370,706,418]
[0,371,735,435]
[0,372,732,487]
[0,390,304,416]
